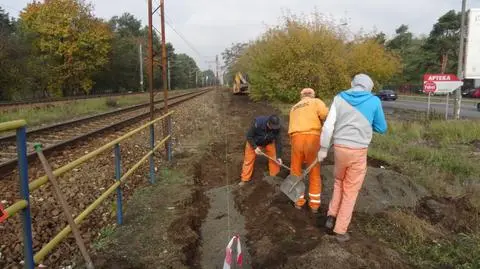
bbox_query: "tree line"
[0,1,212,101]
[222,10,472,101]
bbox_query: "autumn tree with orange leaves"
[233,12,401,102]
[20,0,112,97]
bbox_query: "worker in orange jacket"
[288,88,329,213]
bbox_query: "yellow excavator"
[232,72,249,95]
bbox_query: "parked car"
[462,88,476,97]
[471,88,480,98]
[376,90,397,101]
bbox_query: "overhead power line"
[165,14,203,58]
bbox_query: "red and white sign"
[423,81,437,93]
[423,74,463,94]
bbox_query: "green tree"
[222,42,248,85]
[387,25,413,53]
[423,10,461,74]
[386,25,429,83]
[200,69,216,86]
[20,0,112,96]
[93,13,143,93]
[0,7,39,100]
[171,53,199,89]
[234,12,400,102]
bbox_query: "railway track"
[0,89,210,176]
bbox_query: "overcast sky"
[1,0,477,70]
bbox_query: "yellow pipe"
[34,135,170,263]
[0,120,27,132]
[4,200,28,219]
[29,111,174,192]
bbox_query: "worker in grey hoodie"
[317,73,387,242]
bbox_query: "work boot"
[294,204,303,210]
[238,181,248,186]
[335,233,351,243]
[325,216,336,230]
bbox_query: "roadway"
[382,99,480,119]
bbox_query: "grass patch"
[92,225,117,250]
[362,211,480,269]
[157,167,190,185]
[0,94,149,128]
[369,119,480,197]
[367,114,480,268]
[0,89,192,129]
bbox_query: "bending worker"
[239,115,282,186]
[317,74,387,242]
[288,88,329,213]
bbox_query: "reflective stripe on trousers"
[290,134,321,209]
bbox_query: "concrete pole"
[147,0,154,120]
[167,60,171,90]
[160,0,168,112]
[139,44,144,92]
[454,0,467,120]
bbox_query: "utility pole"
[160,0,168,113]
[454,0,467,120]
[167,60,171,90]
[216,55,219,88]
[147,0,154,120]
[195,71,198,89]
[139,44,144,92]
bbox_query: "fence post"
[17,126,34,269]
[114,144,123,225]
[149,124,155,184]
[167,114,172,162]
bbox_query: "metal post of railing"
[114,144,123,225]
[17,126,34,269]
[149,124,155,183]
[167,115,172,162]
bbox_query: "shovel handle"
[304,158,319,175]
[288,158,319,193]
[259,151,291,171]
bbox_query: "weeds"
[0,89,192,129]
[105,97,118,107]
[92,225,116,250]
[362,212,480,269]
[369,119,480,197]
[0,95,148,128]
[365,115,480,268]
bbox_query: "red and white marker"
[223,235,243,269]
[0,203,8,223]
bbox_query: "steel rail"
[0,89,210,177]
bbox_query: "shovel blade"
[280,175,305,202]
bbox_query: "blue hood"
[340,90,376,107]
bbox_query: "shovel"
[258,151,291,171]
[280,158,319,203]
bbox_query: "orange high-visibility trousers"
[328,145,368,234]
[290,134,321,210]
[240,142,280,181]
